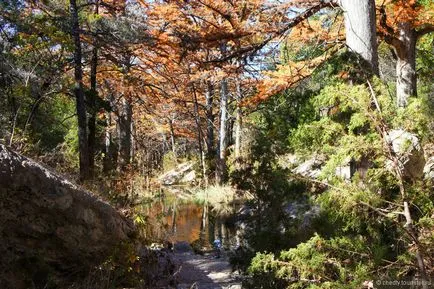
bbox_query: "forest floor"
[174,251,243,289]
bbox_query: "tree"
[70,0,90,180]
[88,0,100,178]
[234,76,243,159]
[378,0,434,107]
[339,0,379,74]
[216,72,229,185]
[118,96,133,170]
[205,80,215,179]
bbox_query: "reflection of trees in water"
[210,215,237,249]
[166,203,203,243]
[137,191,238,247]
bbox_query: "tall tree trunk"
[103,90,117,173]
[103,110,113,173]
[216,77,228,185]
[396,22,417,108]
[130,119,135,163]
[118,97,132,171]
[205,81,215,184]
[168,117,177,160]
[88,51,97,176]
[234,77,243,159]
[88,1,99,178]
[339,0,379,74]
[70,0,89,181]
[192,85,206,178]
[205,82,214,155]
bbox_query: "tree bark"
[88,1,99,178]
[70,0,90,181]
[216,77,228,185]
[205,81,215,183]
[192,85,206,178]
[168,117,177,160]
[103,90,117,173]
[396,22,417,108]
[205,82,214,156]
[118,97,132,170]
[339,0,379,74]
[234,77,243,159]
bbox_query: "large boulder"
[0,144,136,288]
[158,162,196,185]
[386,129,425,179]
[293,155,325,179]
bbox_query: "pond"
[137,190,237,249]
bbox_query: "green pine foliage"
[242,48,434,288]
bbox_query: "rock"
[423,156,434,180]
[334,157,353,180]
[0,144,136,288]
[181,170,196,183]
[293,155,325,179]
[385,129,425,179]
[158,162,195,185]
[278,153,298,169]
[138,247,177,288]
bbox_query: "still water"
[139,192,236,247]
[139,197,205,244]
[166,203,203,243]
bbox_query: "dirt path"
[174,252,242,289]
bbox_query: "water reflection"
[138,191,236,248]
[166,203,203,243]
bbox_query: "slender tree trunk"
[205,82,214,155]
[376,116,428,288]
[103,110,112,173]
[70,0,89,181]
[395,22,417,108]
[339,0,379,74]
[192,85,205,177]
[118,97,132,171]
[234,77,243,159]
[216,77,228,185]
[130,119,135,163]
[88,43,98,178]
[88,1,99,178]
[103,91,118,173]
[205,81,215,184]
[23,81,53,135]
[398,185,428,289]
[8,105,20,146]
[168,117,177,160]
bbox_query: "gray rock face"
[158,162,196,185]
[424,156,434,180]
[293,155,325,179]
[0,144,136,288]
[386,129,425,179]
